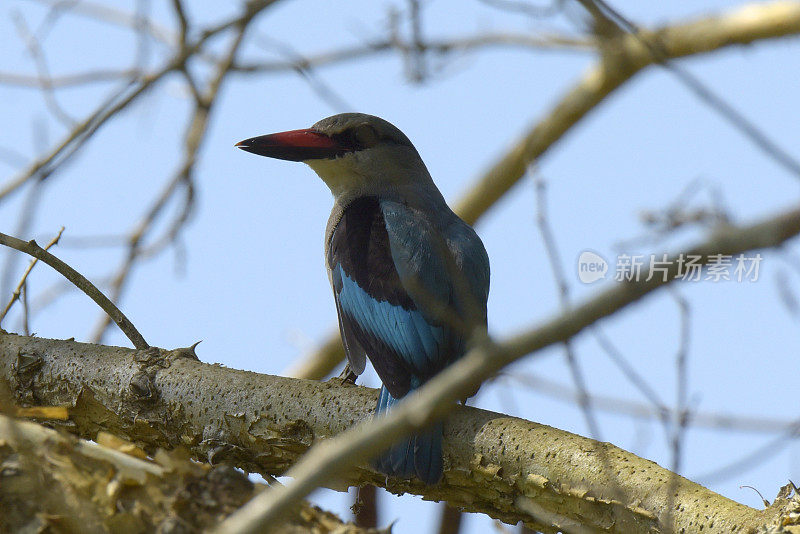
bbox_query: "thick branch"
[220,204,800,533]
[0,331,783,533]
[0,414,362,532]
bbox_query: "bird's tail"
[374,385,443,485]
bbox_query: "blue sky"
[1,1,799,532]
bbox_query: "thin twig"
[255,35,354,111]
[0,1,279,206]
[23,0,176,46]
[592,329,668,422]
[170,0,189,47]
[665,287,692,527]
[0,71,169,203]
[533,174,632,511]
[91,1,268,343]
[453,1,800,225]
[234,32,591,75]
[11,11,76,126]
[578,0,800,180]
[508,371,800,434]
[534,176,601,439]
[0,232,148,349]
[0,227,64,325]
[696,423,800,484]
[670,287,692,475]
[0,69,142,88]
[0,166,47,311]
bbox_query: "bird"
[236,113,489,485]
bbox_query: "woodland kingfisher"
[236,113,490,485]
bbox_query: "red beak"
[235,129,349,162]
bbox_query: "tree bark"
[0,332,790,532]
[0,413,364,533]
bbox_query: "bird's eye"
[353,124,379,148]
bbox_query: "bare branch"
[454,1,800,225]
[0,1,280,205]
[0,68,142,88]
[507,371,800,434]
[255,35,354,111]
[534,176,601,438]
[90,0,271,343]
[0,227,63,325]
[669,288,692,475]
[21,0,176,46]
[0,232,148,349]
[592,329,668,423]
[217,202,800,533]
[0,70,170,203]
[1,156,48,310]
[290,0,800,380]
[234,32,592,75]
[170,0,190,48]
[577,0,800,179]
[11,11,76,126]
[697,428,800,485]
[0,332,778,534]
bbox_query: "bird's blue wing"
[328,197,444,396]
[381,199,489,340]
[327,197,489,398]
[329,196,489,485]
[332,286,367,376]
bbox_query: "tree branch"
[0,227,63,325]
[88,0,271,344]
[454,0,800,225]
[0,231,148,349]
[2,203,797,532]
[219,203,800,533]
[0,332,781,533]
[0,413,364,532]
[289,0,800,381]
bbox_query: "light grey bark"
[0,333,789,532]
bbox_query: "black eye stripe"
[331,127,410,152]
[331,130,363,151]
[333,129,373,150]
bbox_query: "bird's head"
[236,113,435,200]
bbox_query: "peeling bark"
[0,414,368,533]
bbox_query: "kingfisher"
[236,113,490,485]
